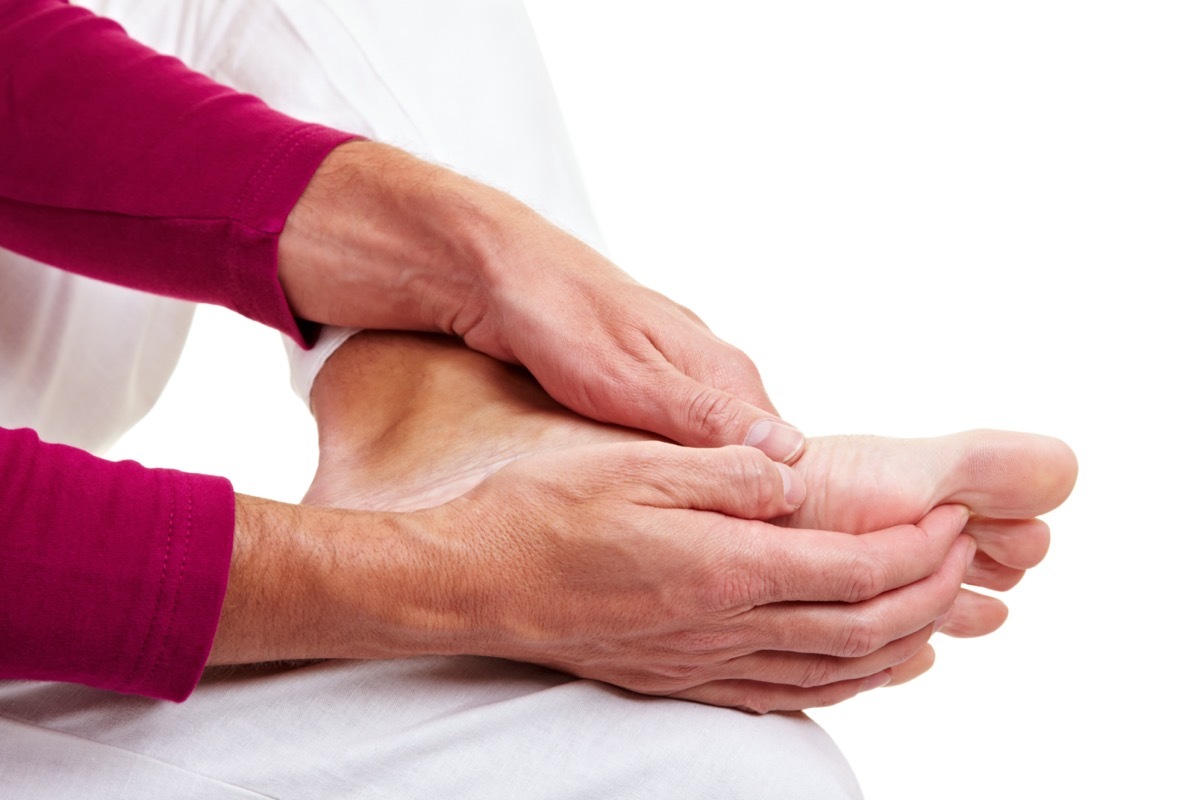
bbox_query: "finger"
[887,643,936,686]
[938,588,1009,638]
[964,516,1051,570]
[630,442,806,519]
[964,548,1026,591]
[649,370,806,462]
[715,626,934,689]
[670,671,893,714]
[654,316,782,417]
[742,533,976,656]
[733,504,970,606]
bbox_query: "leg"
[0,374,866,800]
[0,374,870,795]
[0,4,863,796]
[0,659,859,799]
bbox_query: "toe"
[963,549,1026,592]
[946,430,1078,518]
[964,517,1052,570]
[938,588,1009,638]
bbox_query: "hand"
[398,442,975,713]
[297,333,1077,702]
[781,431,1078,682]
[464,223,807,461]
[279,142,804,461]
[221,441,971,713]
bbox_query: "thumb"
[629,442,806,520]
[651,374,806,463]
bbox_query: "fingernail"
[962,536,978,565]
[774,463,806,506]
[861,671,892,691]
[932,612,949,634]
[744,420,806,464]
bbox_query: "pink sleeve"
[0,1,349,698]
[0,0,358,343]
[0,427,236,701]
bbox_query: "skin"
[236,330,1075,713]
[277,141,806,460]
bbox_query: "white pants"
[0,2,862,797]
[3,657,859,799]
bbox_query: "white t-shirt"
[0,253,195,454]
[0,4,861,798]
[0,0,605,452]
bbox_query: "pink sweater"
[0,0,356,700]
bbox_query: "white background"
[109,2,1199,797]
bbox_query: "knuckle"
[836,551,890,603]
[799,656,843,689]
[724,447,778,510]
[685,389,738,443]
[703,570,758,611]
[596,441,676,493]
[620,675,667,696]
[726,345,761,378]
[697,550,774,612]
[674,627,732,657]
[834,618,884,659]
[653,661,709,690]
[629,659,715,695]
[672,299,708,327]
[730,688,773,715]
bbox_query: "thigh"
[0,717,266,800]
[0,659,861,800]
[7,5,862,796]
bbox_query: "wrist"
[277,141,509,337]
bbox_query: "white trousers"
[0,2,862,797]
[3,657,859,799]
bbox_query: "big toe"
[943,430,1078,518]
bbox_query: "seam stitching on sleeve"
[226,124,322,321]
[238,126,322,222]
[146,474,196,689]
[124,471,176,691]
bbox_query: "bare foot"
[303,331,1077,663]
[785,431,1075,582]
[302,331,650,512]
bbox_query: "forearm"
[278,141,515,337]
[208,493,479,665]
[0,427,233,701]
[278,142,636,357]
[0,0,354,341]
[279,138,790,453]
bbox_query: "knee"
[547,681,863,800]
[659,702,862,800]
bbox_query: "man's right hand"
[279,142,804,462]
[212,441,974,714]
